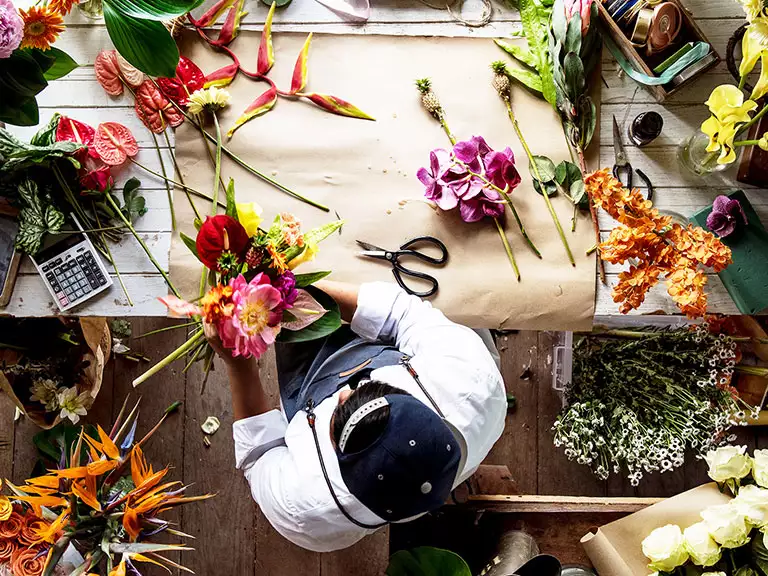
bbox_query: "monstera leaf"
[386,547,472,576]
[15,180,65,255]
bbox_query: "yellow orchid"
[702,117,740,164]
[740,25,767,77]
[753,51,768,100]
[759,132,768,150]
[705,85,757,123]
[739,0,766,21]
[288,241,318,269]
[236,202,263,237]
[750,15,768,45]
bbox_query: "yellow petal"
[706,85,745,112]
[236,202,263,237]
[287,242,318,270]
[740,28,764,77]
[701,116,722,152]
[716,123,739,165]
[752,51,768,100]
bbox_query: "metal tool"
[356,236,448,298]
[612,115,655,201]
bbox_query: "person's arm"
[313,280,359,323]
[203,322,270,420]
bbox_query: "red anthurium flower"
[196,215,250,271]
[80,161,114,193]
[94,50,123,96]
[94,122,138,166]
[55,116,100,161]
[157,56,206,107]
[135,80,185,134]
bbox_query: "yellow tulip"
[752,51,768,100]
[288,241,318,270]
[236,202,263,237]
[705,85,757,124]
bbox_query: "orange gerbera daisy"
[49,0,79,15]
[19,6,64,51]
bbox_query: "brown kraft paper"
[172,32,597,330]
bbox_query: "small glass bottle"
[78,0,104,19]
[628,111,664,147]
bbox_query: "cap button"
[420,482,432,494]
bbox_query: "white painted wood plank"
[3,274,169,317]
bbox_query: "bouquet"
[0,318,110,429]
[553,324,764,486]
[641,445,768,575]
[133,194,343,387]
[0,401,212,576]
[585,169,732,318]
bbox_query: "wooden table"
[5,0,763,318]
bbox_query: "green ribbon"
[604,39,711,86]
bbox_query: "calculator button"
[98,276,107,286]
[59,297,69,306]
[45,272,55,281]
[42,264,50,272]
[53,258,62,266]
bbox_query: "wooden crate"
[598,0,721,101]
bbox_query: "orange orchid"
[585,168,733,318]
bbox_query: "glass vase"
[78,0,103,19]
[677,131,729,177]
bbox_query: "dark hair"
[332,380,410,454]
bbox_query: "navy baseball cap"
[336,394,466,522]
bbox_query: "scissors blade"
[612,115,629,166]
[356,239,386,252]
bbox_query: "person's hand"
[203,321,228,359]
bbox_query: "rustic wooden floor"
[0,321,763,575]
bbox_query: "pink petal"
[159,295,201,317]
[281,289,329,331]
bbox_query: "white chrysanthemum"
[188,86,231,115]
[57,386,90,424]
[29,377,61,411]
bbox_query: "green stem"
[739,74,748,91]
[136,320,200,339]
[505,102,575,266]
[151,131,176,231]
[468,169,542,258]
[128,158,208,200]
[212,113,223,216]
[734,139,761,147]
[739,103,768,135]
[440,116,456,146]
[164,129,202,223]
[493,216,520,281]
[104,193,181,298]
[148,78,330,212]
[93,201,132,306]
[132,328,205,387]
[736,365,768,378]
[572,203,577,232]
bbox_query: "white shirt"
[232,282,507,552]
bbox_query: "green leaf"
[30,113,62,146]
[15,180,66,255]
[506,66,543,94]
[386,547,472,576]
[551,0,567,43]
[564,51,585,103]
[277,286,341,343]
[518,0,557,107]
[180,232,201,261]
[529,155,557,182]
[225,178,238,220]
[103,0,204,20]
[1,97,40,127]
[42,47,80,81]
[25,49,57,76]
[0,51,48,98]
[578,94,597,149]
[565,10,582,56]
[533,179,558,197]
[494,39,538,69]
[571,179,588,207]
[555,160,582,188]
[103,3,180,77]
[294,271,331,288]
[0,126,81,172]
[122,177,147,222]
[42,537,71,576]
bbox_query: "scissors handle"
[391,264,439,298]
[613,164,633,190]
[398,236,448,265]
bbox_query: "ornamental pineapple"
[415,78,444,120]
[491,61,512,103]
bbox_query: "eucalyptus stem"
[93,201,132,306]
[493,216,520,281]
[467,168,542,258]
[164,129,202,223]
[504,101,575,267]
[104,193,181,298]
[151,131,176,231]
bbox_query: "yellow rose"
[236,202,263,237]
[642,524,689,572]
[701,503,751,549]
[704,445,752,482]
[288,241,318,270]
[0,495,11,521]
[683,521,721,567]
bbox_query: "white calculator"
[30,215,112,312]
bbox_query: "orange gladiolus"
[11,546,47,576]
[0,511,24,538]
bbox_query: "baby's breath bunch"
[553,326,757,486]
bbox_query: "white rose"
[642,524,689,572]
[683,521,722,567]
[705,445,752,483]
[754,449,768,488]
[734,484,768,527]
[701,502,752,548]
[702,573,726,576]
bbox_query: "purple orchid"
[459,190,505,222]
[706,195,748,238]
[485,147,522,192]
[453,135,492,173]
[274,270,299,310]
[417,149,459,210]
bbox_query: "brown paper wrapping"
[172,33,597,330]
[581,484,733,576]
[0,318,111,429]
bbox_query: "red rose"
[196,215,250,270]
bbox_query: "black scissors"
[356,236,448,298]
[613,115,654,201]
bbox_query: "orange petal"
[72,480,102,512]
[87,459,119,476]
[50,466,89,479]
[97,425,120,460]
[26,475,60,489]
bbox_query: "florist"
[206,280,507,551]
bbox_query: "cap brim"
[442,418,468,488]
